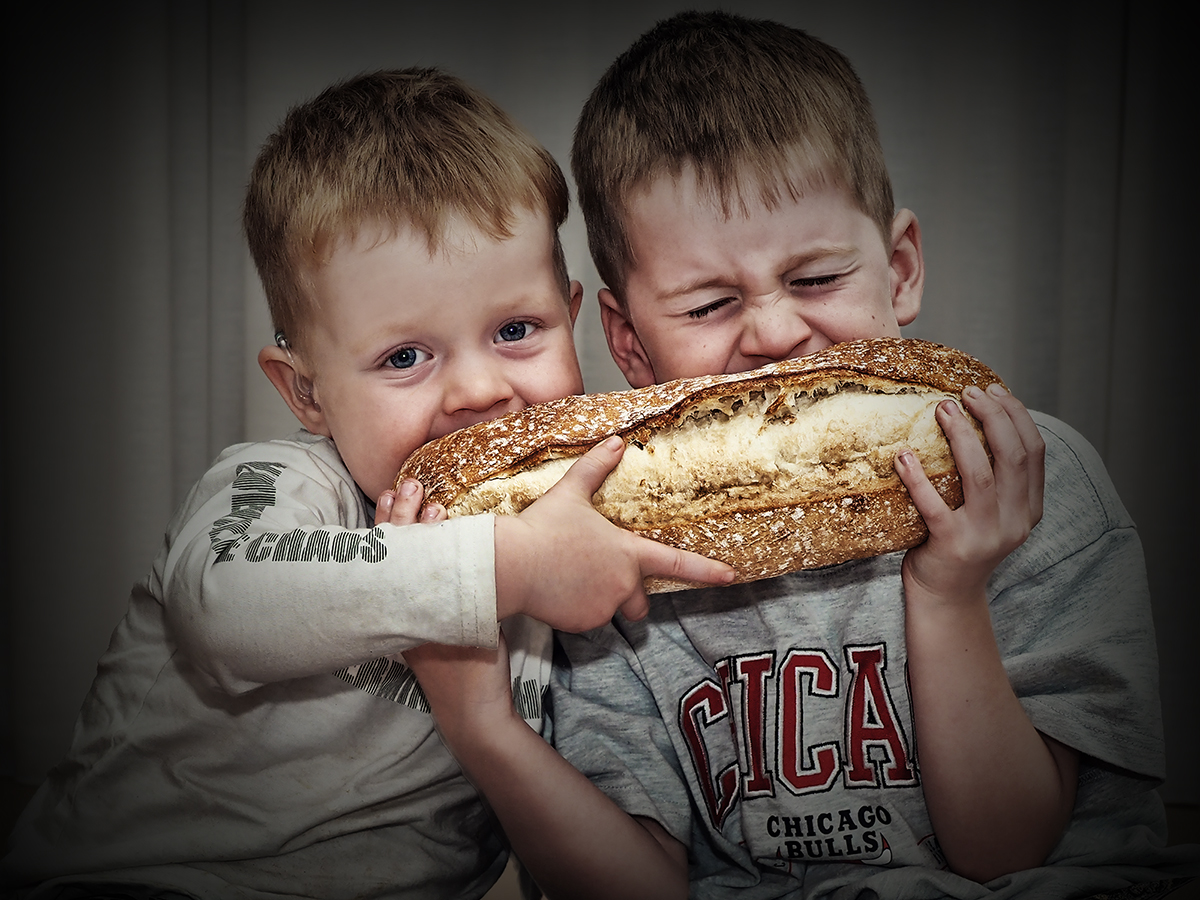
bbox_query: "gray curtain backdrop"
[3,0,1195,804]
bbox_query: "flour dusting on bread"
[396,338,1000,590]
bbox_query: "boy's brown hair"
[572,11,894,304]
[245,68,570,354]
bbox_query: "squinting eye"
[792,274,841,288]
[496,321,534,342]
[687,298,732,320]
[386,347,430,369]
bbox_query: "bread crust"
[396,337,1001,591]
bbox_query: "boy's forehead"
[315,214,480,264]
[327,206,558,264]
[300,205,562,341]
[627,159,851,227]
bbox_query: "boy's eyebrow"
[659,246,857,301]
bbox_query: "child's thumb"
[552,435,625,499]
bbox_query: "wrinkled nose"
[739,299,813,362]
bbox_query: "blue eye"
[496,321,533,342]
[386,347,430,369]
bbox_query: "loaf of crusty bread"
[395,337,1000,592]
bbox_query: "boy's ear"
[258,345,331,436]
[568,279,584,326]
[888,209,924,327]
[598,288,656,388]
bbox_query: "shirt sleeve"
[989,412,1164,779]
[158,438,499,693]
[551,620,695,845]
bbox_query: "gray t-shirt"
[553,412,1198,898]
[2,432,549,900]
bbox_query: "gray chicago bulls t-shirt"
[553,412,1198,898]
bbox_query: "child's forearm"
[435,696,687,899]
[905,581,1078,882]
[164,517,498,692]
[894,385,1072,879]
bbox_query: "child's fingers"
[612,537,738,622]
[959,386,1042,543]
[374,491,395,526]
[377,479,428,526]
[936,397,998,508]
[898,388,1044,597]
[550,436,625,500]
[978,384,1046,524]
[421,502,448,523]
[636,538,736,596]
[960,386,1028,518]
[894,447,954,532]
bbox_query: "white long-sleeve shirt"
[2,431,550,900]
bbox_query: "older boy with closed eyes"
[407,13,1198,900]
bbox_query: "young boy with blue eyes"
[0,68,730,900]
[406,12,1198,900]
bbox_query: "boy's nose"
[739,299,813,362]
[442,354,516,418]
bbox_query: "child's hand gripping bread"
[396,337,1000,592]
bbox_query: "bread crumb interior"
[449,382,956,527]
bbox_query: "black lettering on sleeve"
[210,462,286,562]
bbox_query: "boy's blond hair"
[571,11,894,304]
[245,68,570,354]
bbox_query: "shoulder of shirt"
[1029,410,1132,530]
[165,431,359,528]
[986,410,1138,592]
[210,429,339,465]
[203,430,348,480]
